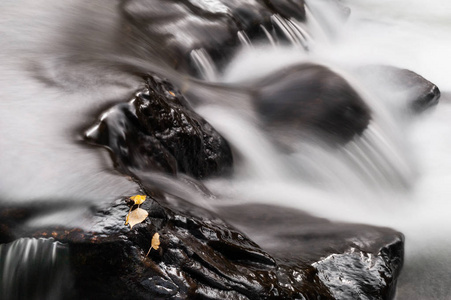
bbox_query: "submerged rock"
[85,74,233,179]
[358,65,440,114]
[253,64,372,144]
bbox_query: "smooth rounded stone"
[357,65,440,114]
[0,192,403,299]
[85,74,233,179]
[253,63,371,144]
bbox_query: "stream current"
[0,0,450,299]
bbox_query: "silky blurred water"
[0,0,450,299]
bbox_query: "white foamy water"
[199,1,451,298]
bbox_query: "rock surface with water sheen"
[85,74,233,179]
[0,192,403,299]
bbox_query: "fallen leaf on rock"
[125,207,148,229]
[130,194,147,205]
[151,233,160,250]
[147,233,160,256]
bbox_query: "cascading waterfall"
[271,15,309,49]
[0,238,71,300]
[237,31,253,49]
[259,24,277,47]
[189,48,218,81]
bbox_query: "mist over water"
[0,0,450,299]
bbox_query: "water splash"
[237,31,253,49]
[259,25,277,47]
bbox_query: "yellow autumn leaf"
[147,232,161,256]
[126,207,148,229]
[130,194,147,205]
[151,232,160,250]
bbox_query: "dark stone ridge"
[118,0,306,75]
[220,204,404,300]
[253,63,372,144]
[0,193,403,300]
[85,74,233,179]
[263,0,306,21]
[358,65,441,114]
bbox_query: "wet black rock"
[253,63,372,144]
[221,204,404,299]
[85,74,233,179]
[118,0,306,75]
[0,194,403,299]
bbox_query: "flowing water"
[0,0,450,299]
[0,238,71,300]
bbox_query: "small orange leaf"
[168,91,175,96]
[130,195,147,205]
[126,207,148,229]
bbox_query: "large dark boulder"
[221,204,404,299]
[253,63,372,144]
[85,74,233,179]
[0,192,403,300]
